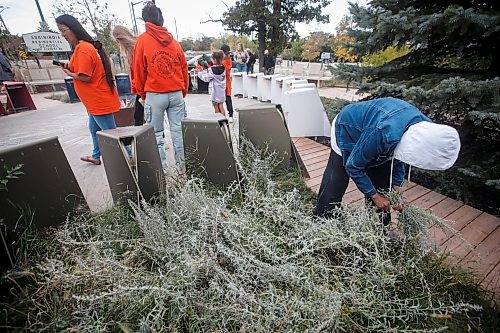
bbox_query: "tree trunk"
[258,21,266,73]
[270,0,282,57]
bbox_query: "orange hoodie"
[223,55,232,96]
[133,22,189,99]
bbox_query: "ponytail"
[92,41,115,92]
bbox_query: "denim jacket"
[335,98,431,196]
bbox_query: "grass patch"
[0,143,498,332]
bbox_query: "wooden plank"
[299,144,329,155]
[291,137,301,144]
[441,213,500,260]
[403,185,432,203]
[311,184,320,193]
[400,181,418,192]
[428,197,463,219]
[300,149,330,162]
[481,262,500,294]
[428,205,483,246]
[411,191,446,209]
[346,180,358,193]
[306,160,328,172]
[294,139,317,149]
[294,138,324,147]
[343,189,365,205]
[294,143,316,152]
[305,175,324,188]
[302,153,331,167]
[308,167,327,179]
[460,226,500,280]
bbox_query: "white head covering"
[394,122,460,170]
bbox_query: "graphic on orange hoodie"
[133,22,188,99]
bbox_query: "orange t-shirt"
[69,41,120,115]
[223,56,232,96]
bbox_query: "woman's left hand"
[62,67,73,76]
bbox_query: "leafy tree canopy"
[52,0,120,55]
[211,0,330,69]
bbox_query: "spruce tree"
[334,0,500,214]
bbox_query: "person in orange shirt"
[133,2,189,172]
[220,44,234,123]
[56,14,120,166]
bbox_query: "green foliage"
[0,164,24,191]
[359,76,500,140]
[220,0,330,68]
[282,39,305,60]
[332,1,500,215]
[363,45,411,67]
[333,16,358,62]
[320,96,351,123]
[301,31,334,61]
[347,2,499,71]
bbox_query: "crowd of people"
[52,1,460,225]
[55,2,271,171]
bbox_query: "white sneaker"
[228,117,234,123]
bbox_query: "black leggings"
[134,95,144,126]
[315,149,392,225]
[225,95,234,117]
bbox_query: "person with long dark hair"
[132,2,189,172]
[56,14,120,165]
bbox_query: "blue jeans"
[236,63,247,72]
[144,91,187,171]
[89,113,116,160]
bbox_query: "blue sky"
[0,0,362,39]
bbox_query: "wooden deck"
[293,137,500,298]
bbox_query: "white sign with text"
[22,32,72,52]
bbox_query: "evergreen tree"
[333,0,500,214]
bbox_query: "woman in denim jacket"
[315,97,461,226]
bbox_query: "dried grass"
[0,143,491,332]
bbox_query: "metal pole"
[128,1,135,34]
[34,0,46,23]
[131,3,138,35]
[174,17,178,40]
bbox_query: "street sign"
[18,49,28,60]
[22,32,71,53]
[320,52,332,60]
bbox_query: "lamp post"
[130,1,145,35]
